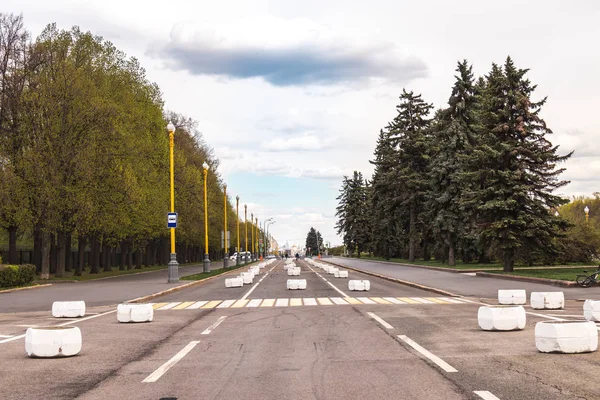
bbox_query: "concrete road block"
[328,268,339,275]
[117,304,153,323]
[478,306,526,331]
[240,272,254,284]
[530,292,564,310]
[535,321,598,353]
[498,290,526,305]
[226,277,244,288]
[287,279,307,290]
[52,301,86,318]
[584,300,600,322]
[25,326,82,357]
[250,266,260,275]
[287,267,300,276]
[334,270,349,278]
[348,280,370,291]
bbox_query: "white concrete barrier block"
[117,304,153,323]
[328,268,339,275]
[498,290,526,305]
[477,306,526,331]
[25,326,82,357]
[535,321,598,353]
[52,301,86,318]
[240,272,254,284]
[225,277,244,288]
[530,292,564,310]
[287,279,307,290]
[335,270,349,278]
[287,267,300,276]
[583,300,600,322]
[348,280,370,291]
[251,266,260,275]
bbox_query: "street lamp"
[236,196,240,266]
[251,212,255,262]
[585,206,590,223]
[167,122,179,283]
[223,184,229,268]
[264,218,274,258]
[266,220,275,257]
[244,204,248,263]
[255,217,259,261]
[202,161,210,272]
[554,211,559,217]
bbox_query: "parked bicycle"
[575,266,600,288]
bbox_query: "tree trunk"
[119,240,127,271]
[55,230,66,278]
[76,235,86,276]
[49,233,57,274]
[503,249,514,272]
[423,238,431,261]
[90,234,100,274]
[40,232,51,280]
[448,235,456,266]
[135,246,142,269]
[7,225,18,264]
[34,228,42,273]
[103,240,111,272]
[408,204,416,262]
[127,238,133,270]
[65,232,73,272]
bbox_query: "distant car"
[229,251,251,261]
[266,254,276,259]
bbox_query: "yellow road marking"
[289,298,302,307]
[370,297,391,304]
[425,297,450,304]
[152,303,168,310]
[260,299,275,307]
[397,297,421,304]
[202,300,222,309]
[344,297,362,305]
[317,297,333,305]
[231,299,249,308]
[171,302,196,310]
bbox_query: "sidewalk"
[328,257,600,300]
[0,261,228,313]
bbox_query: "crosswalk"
[151,296,475,311]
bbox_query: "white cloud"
[261,134,331,151]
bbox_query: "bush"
[0,264,35,288]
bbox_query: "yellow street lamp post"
[585,206,590,223]
[202,161,211,272]
[236,196,241,266]
[251,213,255,261]
[255,217,259,260]
[244,204,248,264]
[167,122,179,283]
[223,184,229,268]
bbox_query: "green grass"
[358,256,503,270]
[181,262,250,281]
[488,268,597,281]
[34,264,172,282]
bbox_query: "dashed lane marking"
[201,316,227,335]
[142,341,200,383]
[367,312,394,329]
[398,334,458,373]
[474,391,501,400]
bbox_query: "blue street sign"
[167,212,178,228]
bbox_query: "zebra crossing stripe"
[330,297,349,305]
[303,298,318,306]
[173,301,196,310]
[202,300,222,309]
[370,297,391,304]
[397,297,422,304]
[439,297,464,304]
[289,298,303,307]
[231,299,249,308]
[356,297,376,305]
[158,302,182,310]
[217,300,237,308]
[152,303,168,310]
[317,297,333,305]
[425,297,450,304]
[411,297,435,304]
[260,299,276,307]
[187,301,209,309]
[383,297,406,304]
[247,299,262,308]
[344,297,362,305]
[275,298,289,307]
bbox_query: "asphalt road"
[328,257,600,300]
[1,259,599,399]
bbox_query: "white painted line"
[158,302,182,310]
[306,264,348,297]
[367,312,394,329]
[142,341,200,383]
[303,298,317,306]
[411,297,435,304]
[383,297,406,304]
[217,300,236,309]
[397,335,458,373]
[474,390,501,400]
[201,316,227,335]
[330,297,348,305]
[526,312,565,321]
[187,301,208,309]
[246,299,262,308]
[545,314,584,318]
[0,335,13,338]
[275,298,289,307]
[439,297,465,304]
[0,334,25,344]
[454,298,481,304]
[240,272,270,300]
[357,297,376,305]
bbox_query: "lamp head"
[202,161,209,170]
[236,195,239,201]
[585,206,590,214]
[167,121,175,133]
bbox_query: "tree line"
[335,57,585,271]
[0,14,260,277]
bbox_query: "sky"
[5,0,600,248]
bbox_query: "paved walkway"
[328,257,600,300]
[0,261,232,313]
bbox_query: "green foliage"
[0,264,35,287]
[305,227,323,255]
[336,171,371,257]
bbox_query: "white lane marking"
[439,297,465,304]
[0,334,25,344]
[367,312,394,329]
[239,264,276,301]
[411,297,434,304]
[357,297,376,305]
[246,299,262,308]
[187,301,209,309]
[306,264,349,297]
[275,298,289,307]
[474,390,501,400]
[158,302,182,310]
[397,335,458,373]
[201,316,227,335]
[526,312,565,321]
[0,335,13,338]
[217,300,236,309]
[330,297,348,305]
[383,297,405,304]
[303,298,317,306]
[142,341,200,383]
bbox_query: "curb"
[127,263,257,304]
[0,283,52,294]
[474,271,600,287]
[321,259,461,297]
